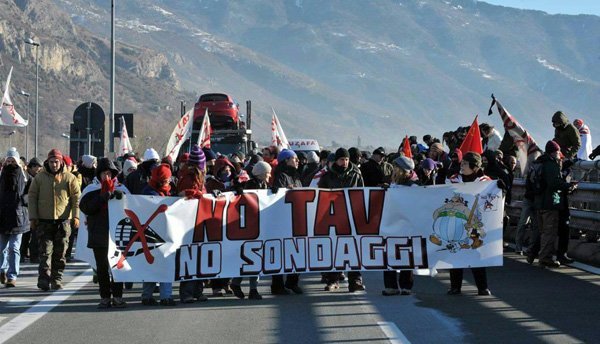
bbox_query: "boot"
[231,284,245,299]
[248,289,262,300]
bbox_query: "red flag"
[459,115,483,155]
[402,135,413,158]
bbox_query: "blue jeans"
[0,233,23,281]
[142,282,173,300]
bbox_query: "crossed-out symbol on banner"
[116,204,168,269]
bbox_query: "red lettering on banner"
[285,190,316,237]
[227,193,260,240]
[348,190,384,235]
[314,190,351,236]
[193,196,226,242]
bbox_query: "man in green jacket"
[552,111,581,160]
[533,141,576,269]
[28,149,81,291]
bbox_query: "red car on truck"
[193,93,240,129]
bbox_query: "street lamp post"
[24,37,40,158]
[7,130,16,148]
[18,90,31,159]
[61,133,70,154]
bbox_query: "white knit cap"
[143,148,160,161]
[122,159,138,177]
[82,155,97,169]
[306,151,320,164]
[6,147,20,162]
[252,161,272,177]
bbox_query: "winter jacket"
[533,154,572,211]
[80,189,111,248]
[300,162,321,187]
[552,112,581,159]
[0,165,30,234]
[273,164,303,189]
[434,152,453,185]
[125,160,157,195]
[28,163,80,221]
[245,178,268,190]
[318,163,364,188]
[360,159,390,187]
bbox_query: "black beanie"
[462,152,482,169]
[335,148,350,161]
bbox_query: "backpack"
[526,161,545,195]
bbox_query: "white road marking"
[0,269,92,344]
[378,321,412,344]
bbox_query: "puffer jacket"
[273,163,302,189]
[80,188,111,248]
[552,112,581,159]
[28,162,80,220]
[318,163,364,188]
[0,165,30,234]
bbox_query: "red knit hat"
[63,156,73,167]
[545,140,561,154]
[151,163,172,183]
[47,149,64,161]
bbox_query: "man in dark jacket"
[0,148,29,287]
[20,157,43,263]
[319,148,366,293]
[79,158,126,308]
[532,141,577,268]
[552,111,581,160]
[359,147,392,187]
[271,149,303,295]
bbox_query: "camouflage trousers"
[36,221,71,284]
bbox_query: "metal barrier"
[507,161,600,240]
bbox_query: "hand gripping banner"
[102,181,503,282]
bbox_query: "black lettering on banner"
[308,237,333,271]
[175,244,198,280]
[263,239,282,274]
[386,237,412,269]
[411,236,429,269]
[333,236,361,270]
[199,242,222,277]
[240,240,263,275]
[283,238,307,273]
[360,236,386,269]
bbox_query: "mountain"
[0,0,186,157]
[2,0,599,156]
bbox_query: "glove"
[111,190,124,200]
[72,218,80,229]
[212,189,222,198]
[380,183,390,191]
[100,176,115,194]
[270,186,279,194]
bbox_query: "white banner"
[94,181,503,282]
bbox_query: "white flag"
[118,116,133,157]
[271,108,290,150]
[0,67,28,127]
[165,109,193,162]
[196,108,211,148]
[488,96,542,174]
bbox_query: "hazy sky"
[481,0,600,16]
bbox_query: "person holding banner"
[230,161,272,300]
[382,156,420,296]
[79,158,126,309]
[140,164,176,306]
[271,149,304,295]
[446,152,492,296]
[176,145,209,303]
[319,148,366,293]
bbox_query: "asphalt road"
[1,251,599,344]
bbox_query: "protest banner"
[89,181,503,282]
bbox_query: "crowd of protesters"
[0,111,597,309]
